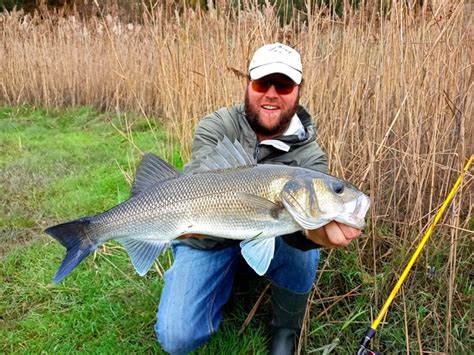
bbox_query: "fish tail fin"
[44,217,97,284]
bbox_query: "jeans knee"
[268,244,320,293]
[155,318,209,354]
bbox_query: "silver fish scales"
[45,138,370,283]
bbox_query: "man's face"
[245,73,301,139]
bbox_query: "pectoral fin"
[119,238,169,276]
[240,237,275,276]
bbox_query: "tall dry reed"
[0,0,472,352]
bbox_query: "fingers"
[324,222,351,247]
[305,223,352,248]
[322,222,362,247]
[339,223,362,240]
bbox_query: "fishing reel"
[356,327,381,355]
[356,345,381,355]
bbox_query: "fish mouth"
[335,215,366,229]
[335,194,371,229]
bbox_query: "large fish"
[45,138,370,283]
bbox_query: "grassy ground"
[0,106,270,354]
[1,106,471,354]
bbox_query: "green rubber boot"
[269,284,310,355]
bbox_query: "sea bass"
[45,138,370,283]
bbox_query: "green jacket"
[181,103,328,250]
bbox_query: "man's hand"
[304,221,362,248]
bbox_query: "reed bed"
[1,0,472,352]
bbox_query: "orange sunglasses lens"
[251,79,296,95]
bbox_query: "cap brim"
[249,63,302,84]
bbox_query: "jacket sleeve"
[183,114,228,173]
[300,140,328,174]
[281,231,321,251]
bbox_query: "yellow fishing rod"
[357,155,473,355]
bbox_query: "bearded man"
[155,43,362,355]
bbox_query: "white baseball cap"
[248,43,303,85]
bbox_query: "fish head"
[281,172,370,230]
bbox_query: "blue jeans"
[155,237,320,354]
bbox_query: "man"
[155,43,361,354]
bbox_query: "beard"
[244,89,299,138]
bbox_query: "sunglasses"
[250,78,297,95]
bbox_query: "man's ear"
[297,79,304,97]
[299,79,305,90]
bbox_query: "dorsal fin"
[131,153,181,197]
[197,137,256,172]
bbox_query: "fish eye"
[332,181,345,194]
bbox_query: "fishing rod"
[357,155,473,355]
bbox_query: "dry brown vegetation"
[1,0,472,352]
